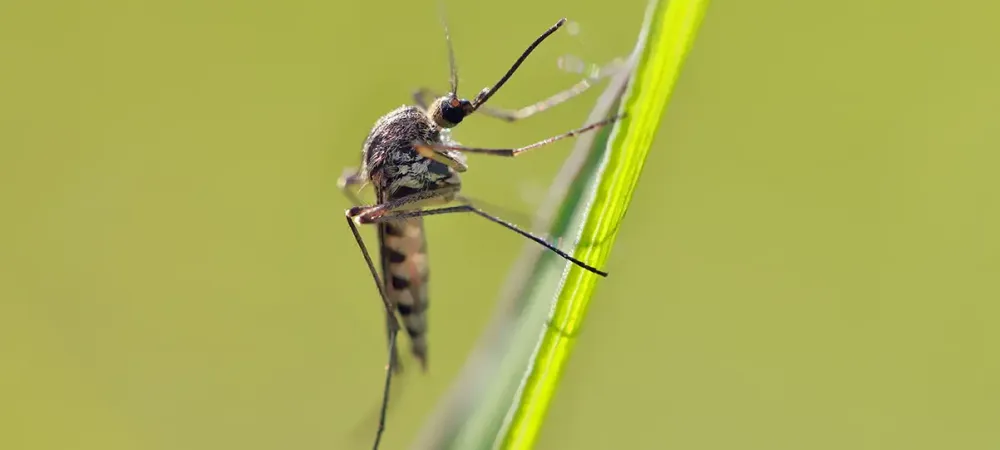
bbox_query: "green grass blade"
[497,0,710,448]
[409,0,708,448]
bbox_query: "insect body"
[360,105,465,370]
[338,17,622,450]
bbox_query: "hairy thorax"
[360,106,464,203]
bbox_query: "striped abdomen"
[377,217,430,369]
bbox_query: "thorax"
[361,105,463,202]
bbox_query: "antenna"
[471,18,567,110]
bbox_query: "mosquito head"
[429,94,474,128]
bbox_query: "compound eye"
[441,100,466,125]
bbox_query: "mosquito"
[338,17,623,450]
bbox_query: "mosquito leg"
[343,212,400,450]
[371,328,396,450]
[457,194,533,226]
[341,168,400,373]
[348,186,462,450]
[475,53,631,122]
[368,203,608,277]
[345,179,453,450]
[477,79,595,122]
[422,113,625,158]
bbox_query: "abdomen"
[377,217,430,369]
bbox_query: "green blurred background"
[2,0,998,449]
